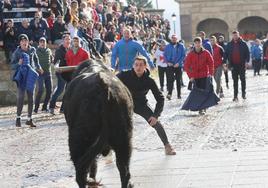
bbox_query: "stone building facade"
[177,0,268,42]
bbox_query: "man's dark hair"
[193,37,202,43]
[232,30,239,34]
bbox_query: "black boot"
[16,118,21,127]
[26,119,36,128]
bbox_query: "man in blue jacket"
[111,28,155,72]
[198,31,213,55]
[164,34,185,100]
[11,34,43,127]
[251,39,262,76]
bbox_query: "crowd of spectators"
[0,0,171,63]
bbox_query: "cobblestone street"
[0,70,268,188]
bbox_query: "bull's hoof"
[87,179,103,188]
[127,181,134,188]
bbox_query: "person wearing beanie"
[11,34,43,127]
[34,37,53,113]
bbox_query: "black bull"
[63,60,134,188]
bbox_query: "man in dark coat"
[117,56,176,155]
[51,15,68,45]
[262,33,268,74]
[16,19,33,43]
[225,31,250,101]
[48,34,70,114]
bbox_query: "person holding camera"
[29,11,51,45]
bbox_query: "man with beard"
[225,31,250,101]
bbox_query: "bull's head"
[72,59,111,79]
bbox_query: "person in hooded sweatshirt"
[117,56,176,155]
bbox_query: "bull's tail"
[76,72,112,173]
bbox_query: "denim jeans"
[49,72,66,110]
[34,72,53,111]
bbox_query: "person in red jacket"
[210,36,226,98]
[184,37,215,115]
[65,36,89,67]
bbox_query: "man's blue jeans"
[49,72,66,111]
[35,72,53,111]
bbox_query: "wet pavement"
[0,70,268,187]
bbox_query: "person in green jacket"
[34,37,53,113]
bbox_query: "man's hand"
[223,64,228,71]
[150,66,155,70]
[190,78,195,82]
[39,69,44,75]
[18,59,23,65]
[245,63,250,69]
[148,116,158,126]
[174,64,179,68]
[167,62,173,67]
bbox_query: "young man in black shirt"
[117,56,176,155]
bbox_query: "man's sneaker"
[233,97,238,102]
[177,95,181,99]
[16,118,21,127]
[33,108,38,113]
[160,87,164,92]
[199,110,206,115]
[242,95,247,100]
[166,94,171,100]
[165,144,176,155]
[26,119,36,128]
[49,108,55,115]
[41,108,49,113]
[219,93,224,98]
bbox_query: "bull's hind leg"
[89,159,97,180]
[113,137,133,188]
[69,136,91,188]
[75,164,88,188]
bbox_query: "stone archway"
[238,16,268,40]
[197,18,229,40]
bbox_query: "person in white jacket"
[154,40,167,91]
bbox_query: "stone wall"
[177,0,268,42]
[0,50,18,106]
